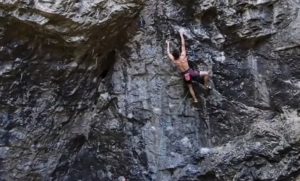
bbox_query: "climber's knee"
[199,71,209,77]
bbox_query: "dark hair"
[172,50,180,60]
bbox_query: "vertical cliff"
[0,0,299,180]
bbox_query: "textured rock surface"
[0,0,300,180]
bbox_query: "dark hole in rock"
[67,135,86,152]
[100,50,116,78]
[197,171,219,181]
[175,0,195,6]
[201,8,218,25]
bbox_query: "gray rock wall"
[0,0,299,180]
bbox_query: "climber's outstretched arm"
[179,30,186,57]
[166,40,175,63]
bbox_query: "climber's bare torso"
[174,55,190,72]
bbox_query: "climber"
[166,29,212,103]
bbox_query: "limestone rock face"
[0,0,300,180]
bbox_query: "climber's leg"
[200,71,212,90]
[187,83,198,103]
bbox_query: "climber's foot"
[192,99,201,107]
[192,102,202,110]
[205,85,212,90]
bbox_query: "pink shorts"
[182,69,208,83]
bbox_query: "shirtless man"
[166,29,211,103]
